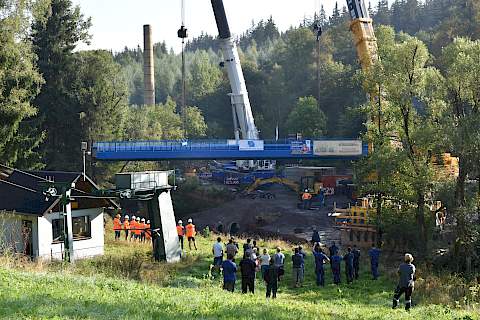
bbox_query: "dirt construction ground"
[188,185,351,245]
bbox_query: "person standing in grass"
[252,240,260,253]
[145,220,151,242]
[264,259,279,299]
[259,249,270,279]
[113,213,122,240]
[212,237,224,274]
[176,220,185,250]
[222,254,237,292]
[129,215,137,241]
[186,219,197,250]
[392,253,416,311]
[135,217,142,241]
[313,245,330,287]
[123,215,130,241]
[274,247,285,281]
[343,247,354,284]
[352,245,361,279]
[243,238,252,257]
[368,244,381,280]
[292,247,304,287]
[331,251,342,285]
[226,238,238,259]
[239,252,256,294]
[329,242,339,261]
[140,218,146,242]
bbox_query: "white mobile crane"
[211,0,275,172]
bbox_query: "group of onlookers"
[112,213,151,242]
[212,237,286,299]
[211,237,416,310]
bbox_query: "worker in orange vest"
[140,218,147,242]
[123,215,130,241]
[113,213,122,240]
[135,217,142,240]
[129,215,137,241]
[186,218,197,250]
[302,189,313,210]
[145,220,151,242]
[177,220,185,250]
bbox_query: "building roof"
[0,165,118,216]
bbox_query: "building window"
[52,216,91,243]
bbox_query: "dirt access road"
[187,185,349,245]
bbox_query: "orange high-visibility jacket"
[145,224,151,239]
[177,225,185,236]
[186,224,196,238]
[113,218,122,231]
[302,192,312,200]
[123,220,130,230]
[140,223,146,233]
[130,220,137,234]
[135,222,142,235]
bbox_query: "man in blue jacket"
[222,254,237,292]
[368,244,381,280]
[313,245,330,286]
[331,252,342,285]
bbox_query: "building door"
[22,220,33,258]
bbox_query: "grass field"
[0,229,478,319]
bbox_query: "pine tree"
[31,0,91,170]
[0,1,44,169]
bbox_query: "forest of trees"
[1,0,480,272]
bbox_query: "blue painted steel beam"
[93,140,368,161]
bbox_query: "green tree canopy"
[0,0,44,169]
[286,96,326,138]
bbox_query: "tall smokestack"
[143,25,155,106]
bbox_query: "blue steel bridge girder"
[93,139,368,162]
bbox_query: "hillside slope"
[0,234,477,320]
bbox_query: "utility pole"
[64,186,74,263]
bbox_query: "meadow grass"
[0,225,478,319]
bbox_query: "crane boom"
[346,0,378,72]
[211,0,259,141]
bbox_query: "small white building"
[0,165,118,261]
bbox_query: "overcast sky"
[72,0,338,52]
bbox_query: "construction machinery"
[211,0,275,172]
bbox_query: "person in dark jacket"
[368,244,381,280]
[392,253,416,311]
[222,254,237,292]
[239,253,257,294]
[264,259,279,299]
[292,248,304,287]
[313,245,330,286]
[311,229,321,245]
[329,242,339,261]
[243,239,253,257]
[331,252,342,285]
[343,247,354,284]
[352,245,361,279]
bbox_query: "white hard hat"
[178,220,183,224]
[141,218,145,222]
[131,215,136,220]
[188,218,193,223]
[124,215,129,219]
[136,217,140,221]
[146,220,150,224]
